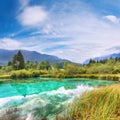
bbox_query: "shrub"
[31,70,40,77]
[10,70,40,78]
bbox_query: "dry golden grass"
[68,84,120,120]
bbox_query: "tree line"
[0,50,120,78]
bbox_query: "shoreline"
[0,74,119,83]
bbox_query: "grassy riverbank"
[10,69,120,81]
[57,84,120,120]
[0,69,120,82]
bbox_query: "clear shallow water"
[0,78,116,120]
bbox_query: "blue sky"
[0,0,120,63]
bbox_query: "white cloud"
[104,15,120,23]
[18,6,48,26]
[0,38,22,50]
[14,1,120,63]
[41,14,120,62]
[17,13,120,63]
[19,0,30,10]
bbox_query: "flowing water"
[0,78,116,120]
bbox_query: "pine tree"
[12,50,25,70]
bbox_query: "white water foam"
[0,85,94,108]
[0,96,24,107]
[0,94,40,108]
[44,85,94,98]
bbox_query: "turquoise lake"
[0,78,117,120]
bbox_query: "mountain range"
[84,53,120,64]
[0,49,70,65]
[0,49,120,65]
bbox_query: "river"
[0,78,116,120]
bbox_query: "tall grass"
[68,84,120,120]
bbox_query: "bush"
[10,70,40,78]
[31,70,40,77]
